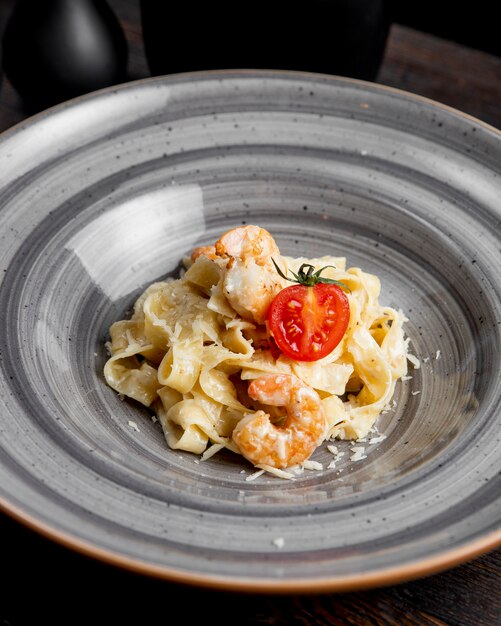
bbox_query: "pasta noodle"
[104,226,411,474]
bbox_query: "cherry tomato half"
[268,282,350,362]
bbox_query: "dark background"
[389,1,500,57]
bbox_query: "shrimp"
[232,373,329,469]
[193,225,286,324]
[191,245,217,262]
[215,225,280,265]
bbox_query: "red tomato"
[268,282,350,362]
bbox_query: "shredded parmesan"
[272,537,285,549]
[258,464,295,480]
[411,390,421,396]
[302,460,323,471]
[201,443,226,461]
[350,446,367,461]
[127,420,140,432]
[407,353,421,369]
[246,469,265,482]
[369,434,386,444]
[435,350,441,360]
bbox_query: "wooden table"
[0,2,500,624]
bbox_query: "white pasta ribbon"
[342,325,394,439]
[104,354,161,406]
[380,307,409,378]
[158,399,210,454]
[199,367,248,412]
[292,361,354,395]
[183,254,222,295]
[157,334,203,393]
[322,394,347,435]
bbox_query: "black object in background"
[140,0,390,81]
[0,14,3,94]
[1,0,128,111]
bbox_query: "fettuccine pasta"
[104,225,411,475]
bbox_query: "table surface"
[0,2,500,625]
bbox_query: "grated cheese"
[258,464,295,480]
[350,446,367,462]
[302,460,323,471]
[201,443,225,461]
[272,537,285,549]
[369,434,386,444]
[127,420,140,432]
[407,353,421,369]
[246,469,265,482]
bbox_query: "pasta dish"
[104,225,411,477]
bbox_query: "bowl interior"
[0,72,499,586]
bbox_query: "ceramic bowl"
[0,71,499,591]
